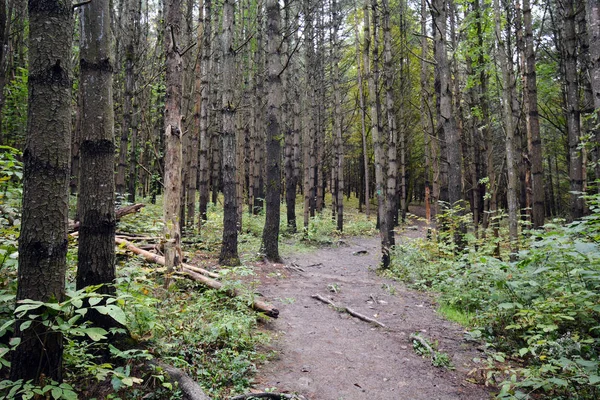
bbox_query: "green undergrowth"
[385,197,600,399]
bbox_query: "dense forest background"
[1,0,599,262]
[1,0,600,398]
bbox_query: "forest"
[0,0,599,398]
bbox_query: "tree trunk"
[220,0,240,266]
[284,0,298,233]
[11,0,73,383]
[0,0,10,146]
[163,0,184,284]
[420,0,435,220]
[586,0,600,188]
[562,0,584,220]
[261,0,283,261]
[333,0,344,231]
[252,5,265,216]
[76,0,117,330]
[303,0,316,229]
[522,0,544,227]
[355,16,370,218]
[366,0,391,268]
[184,0,199,228]
[434,0,462,207]
[383,0,398,237]
[493,0,519,257]
[198,0,212,224]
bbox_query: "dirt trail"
[252,218,492,400]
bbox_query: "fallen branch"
[116,237,279,318]
[311,294,385,328]
[116,233,160,241]
[179,269,279,318]
[230,393,307,400]
[115,237,219,279]
[70,203,146,232]
[153,361,212,400]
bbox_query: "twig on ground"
[311,294,386,328]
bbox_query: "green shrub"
[387,195,600,399]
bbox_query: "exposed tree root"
[311,294,386,328]
[229,393,307,400]
[151,360,306,400]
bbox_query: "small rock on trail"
[252,234,492,400]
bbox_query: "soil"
[250,213,493,400]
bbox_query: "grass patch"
[437,304,473,327]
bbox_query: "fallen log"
[70,203,146,232]
[116,238,279,318]
[115,237,219,279]
[312,294,385,328]
[152,361,212,400]
[179,269,279,318]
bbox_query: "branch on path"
[230,393,307,400]
[311,294,386,328]
[116,238,279,318]
[69,203,146,232]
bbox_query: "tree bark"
[198,0,212,224]
[522,0,544,227]
[561,0,584,220]
[261,0,283,261]
[220,0,240,266]
[283,0,298,233]
[163,0,184,284]
[586,0,600,188]
[11,0,74,384]
[333,0,344,231]
[76,0,117,331]
[433,0,462,207]
[431,0,448,205]
[303,0,316,229]
[493,0,519,257]
[184,0,199,228]
[383,0,398,236]
[366,0,391,268]
[355,16,371,218]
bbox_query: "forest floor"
[247,210,494,400]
